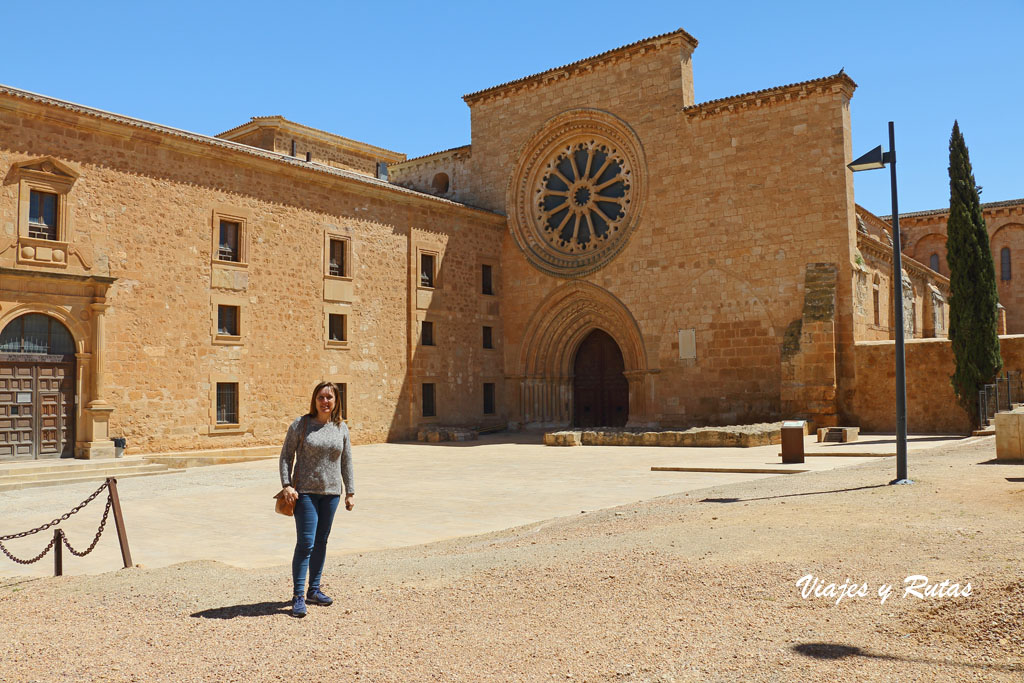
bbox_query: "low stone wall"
[417,427,479,443]
[545,423,787,448]
[851,334,1024,434]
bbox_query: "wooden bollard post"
[53,528,62,577]
[106,478,133,569]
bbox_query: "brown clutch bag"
[274,491,295,516]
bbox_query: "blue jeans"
[292,493,340,596]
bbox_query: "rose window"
[536,141,632,254]
[508,110,646,278]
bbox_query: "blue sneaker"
[306,587,333,606]
[291,594,307,617]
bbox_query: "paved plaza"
[0,433,965,578]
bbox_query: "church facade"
[0,29,962,460]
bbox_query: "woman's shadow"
[191,601,291,619]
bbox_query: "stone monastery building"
[3,27,1013,461]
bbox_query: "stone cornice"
[0,84,504,225]
[886,198,1024,225]
[463,28,698,106]
[217,116,406,163]
[681,72,856,120]
[857,232,949,291]
[390,145,471,172]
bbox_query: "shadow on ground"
[191,601,291,619]
[700,484,886,504]
[792,643,1020,672]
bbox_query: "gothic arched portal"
[572,329,628,427]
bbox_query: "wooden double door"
[0,356,76,460]
[572,329,629,428]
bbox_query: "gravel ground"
[1,437,1021,681]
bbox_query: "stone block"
[995,410,1024,461]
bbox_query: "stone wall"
[851,334,1024,433]
[899,199,1024,333]
[0,92,504,455]
[464,34,859,428]
[388,146,473,205]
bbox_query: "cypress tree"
[946,120,1001,426]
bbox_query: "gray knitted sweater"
[279,416,354,496]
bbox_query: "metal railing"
[0,477,132,576]
[978,370,1023,427]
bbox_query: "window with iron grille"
[217,305,239,336]
[422,383,436,417]
[329,238,346,277]
[421,320,434,346]
[482,264,494,295]
[218,220,240,262]
[483,382,495,415]
[28,190,58,240]
[329,314,347,342]
[216,383,239,424]
[483,326,493,349]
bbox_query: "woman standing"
[279,381,354,618]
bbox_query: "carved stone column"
[80,300,114,459]
[624,369,652,427]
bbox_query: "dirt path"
[1,437,1021,681]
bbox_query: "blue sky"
[5,1,1021,215]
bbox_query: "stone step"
[0,457,154,477]
[0,465,181,492]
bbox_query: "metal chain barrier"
[0,480,111,565]
[58,495,113,557]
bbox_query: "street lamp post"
[848,121,912,485]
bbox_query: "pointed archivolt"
[508,109,646,278]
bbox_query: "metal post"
[106,478,133,569]
[53,529,63,577]
[887,122,911,484]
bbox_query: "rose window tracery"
[508,110,646,278]
[536,141,632,254]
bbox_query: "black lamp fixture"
[848,122,912,485]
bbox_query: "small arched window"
[431,172,450,195]
[929,253,940,273]
[1001,247,1011,281]
[0,313,75,356]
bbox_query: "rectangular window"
[216,383,238,424]
[422,383,436,417]
[329,314,347,342]
[421,320,435,346]
[218,220,240,262]
[482,326,493,349]
[481,264,494,295]
[483,382,495,415]
[1001,247,1011,281]
[217,305,240,336]
[329,238,346,277]
[420,253,435,288]
[337,382,348,420]
[28,190,58,240]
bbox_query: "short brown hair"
[307,381,343,425]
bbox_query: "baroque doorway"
[572,329,628,427]
[0,314,76,460]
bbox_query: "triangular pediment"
[11,156,80,180]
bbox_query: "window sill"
[326,340,350,350]
[210,423,245,435]
[212,259,248,269]
[325,274,353,282]
[213,335,242,345]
